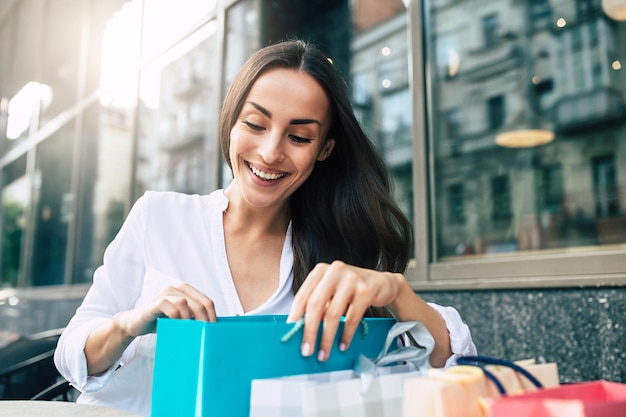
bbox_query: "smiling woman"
[53,40,475,417]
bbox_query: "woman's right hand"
[116,283,218,337]
[85,283,216,375]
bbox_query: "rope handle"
[457,355,544,395]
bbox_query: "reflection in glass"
[221,0,259,187]
[0,1,44,151]
[5,82,51,140]
[66,0,143,284]
[1,156,28,287]
[100,0,142,109]
[29,126,73,286]
[142,0,217,60]
[224,0,259,92]
[72,101,134,284]
[1,0,137,289]
[427,0,626,260]
[38,0,83,126]
[351,2,413,222]
[136,21,219,196]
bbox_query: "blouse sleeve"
[426,302,477,367]
[54,193,149,392]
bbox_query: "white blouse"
[54,190,476,417]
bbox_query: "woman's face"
[229,67,335,210]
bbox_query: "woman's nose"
[257,131,284,163]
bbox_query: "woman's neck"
[222,181,291,237]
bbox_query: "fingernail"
[317,349,326,362]
[301,343,312,356]
[339,342,347,351]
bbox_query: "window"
[491,175,511,220]
[436,33,460,79]
[589,21,599,48]
[482,13,500,49]
[593,155,618,218]
[444,108,462,139]
[1,0,624,295]
[571,27,583,52]
[447,183,465,225]
[591,51,603,89]
[530,0,551,26]
[576,0,594,18]
[487,95,505,131]
[538,163,563,213]
[420,0,626,288]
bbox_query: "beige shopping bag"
[402,356,561,417]
[483,359,559,397]
[402,365,489,417]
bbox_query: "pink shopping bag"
[489,380,626,417]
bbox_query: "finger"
[301,306,323,358]
[300,263,348,360]
[317,268,370,360]
[298,267,336,357]
[316,297,348,361]
[339,299,370,351]
[177,284,217,322]
[159,296,193,319]
[160,284,216,322]
[287,263,329,323]
[131,287,203,336]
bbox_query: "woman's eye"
[242,120,264,131]
[289,134,312,144]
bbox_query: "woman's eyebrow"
[247,101,271,118]
[290,118,321,126]
[246,101,321,126]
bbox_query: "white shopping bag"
[250,364,419,417]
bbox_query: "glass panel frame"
[407,0,626,290]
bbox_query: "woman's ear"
[317,138,335,161]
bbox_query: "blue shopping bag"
[151,315,396,417]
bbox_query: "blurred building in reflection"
[432,0,626,258]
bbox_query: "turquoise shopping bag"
[151,315,396,417]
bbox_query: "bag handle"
[369,321,433,368]
[355,321,434,394]
[280,317,370,343]
[457,355,544,395]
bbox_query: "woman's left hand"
[286,260,404,362]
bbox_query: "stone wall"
[424,287,626,383]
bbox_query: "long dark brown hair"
[219,40,413,318]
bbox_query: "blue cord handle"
[457,355,544,395]
[480,367,507,395]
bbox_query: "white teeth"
[249,164,285,180]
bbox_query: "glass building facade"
[0,0,625,381]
